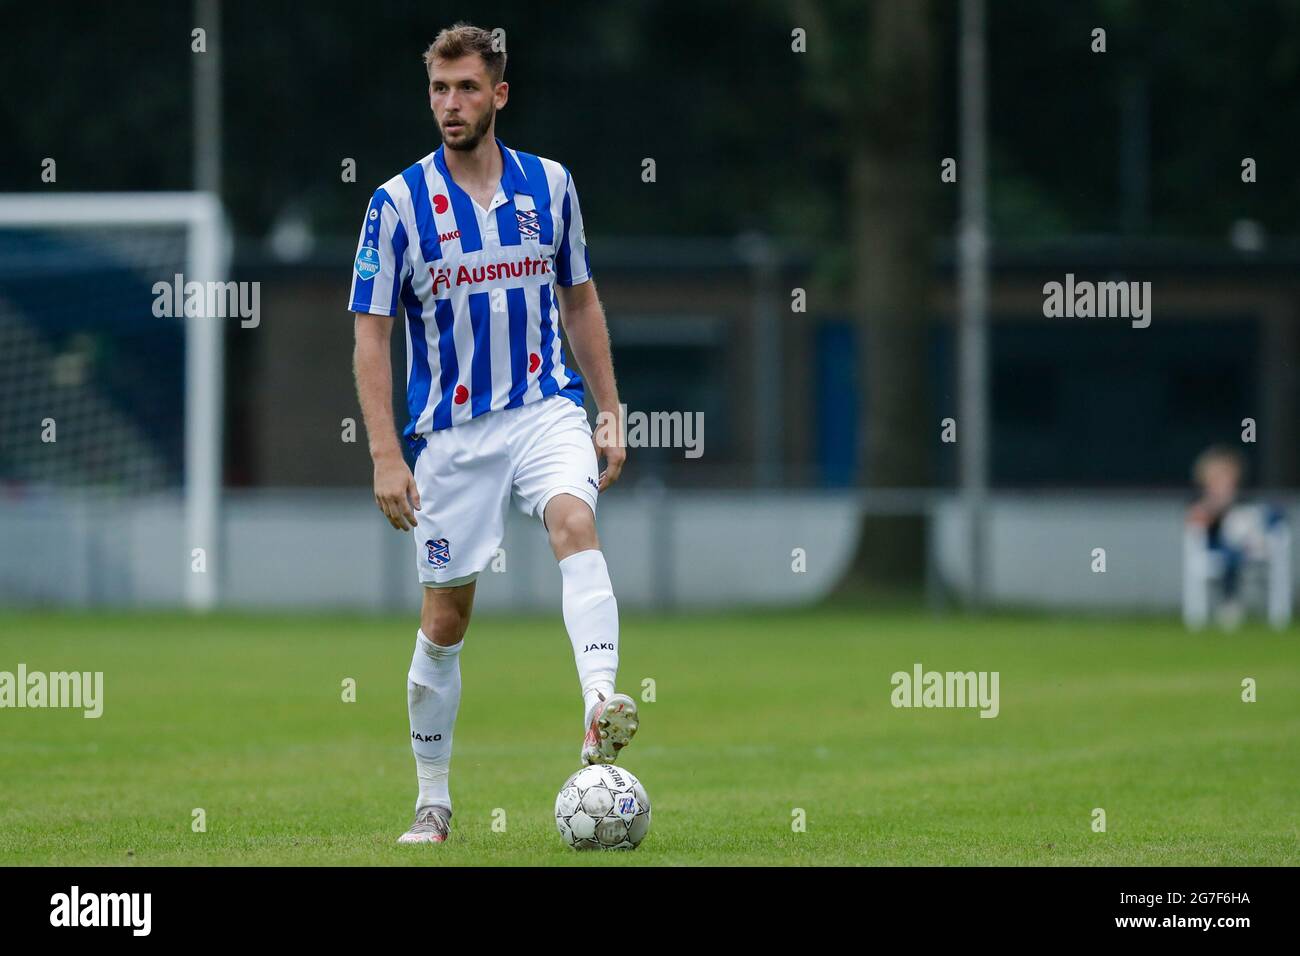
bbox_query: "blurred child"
[1187,446,1247,626]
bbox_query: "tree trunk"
[838,0,935,593]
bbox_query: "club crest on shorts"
[515,208,540,239]
[425,537,451,568]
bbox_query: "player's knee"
[421,599,471,645]
[548,502,597,554]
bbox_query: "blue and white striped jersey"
[349,138,591,446]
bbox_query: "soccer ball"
[554,764,651,850]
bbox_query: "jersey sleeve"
[554,169,592,287]
[348,187,409,317]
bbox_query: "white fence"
[2,489,1295,614]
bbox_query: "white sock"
[407,630,462,812]
[559,549,619,728]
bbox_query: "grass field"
[1,607,1297,866]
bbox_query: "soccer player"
[349,23,637,845]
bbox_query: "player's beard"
[442,107,494,152]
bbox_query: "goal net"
[0,193,229,609]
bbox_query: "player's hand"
[593,429,626,492]
[373,452,421,531]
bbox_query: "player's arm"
[555,166,625,491]
[353,312,420,531]
[557,279,625,491]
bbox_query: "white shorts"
[412,394,600,587]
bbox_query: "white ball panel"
[568,810,597,841]
[555,785,580,817]
[595,816,630,846]
[627,808,651,846]
[581,786,615,817]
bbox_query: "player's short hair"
[1193,444,1245,484]
[423,23,506,85]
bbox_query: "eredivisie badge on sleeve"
[354,245,381,280]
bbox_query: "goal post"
[0,192,230,610]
